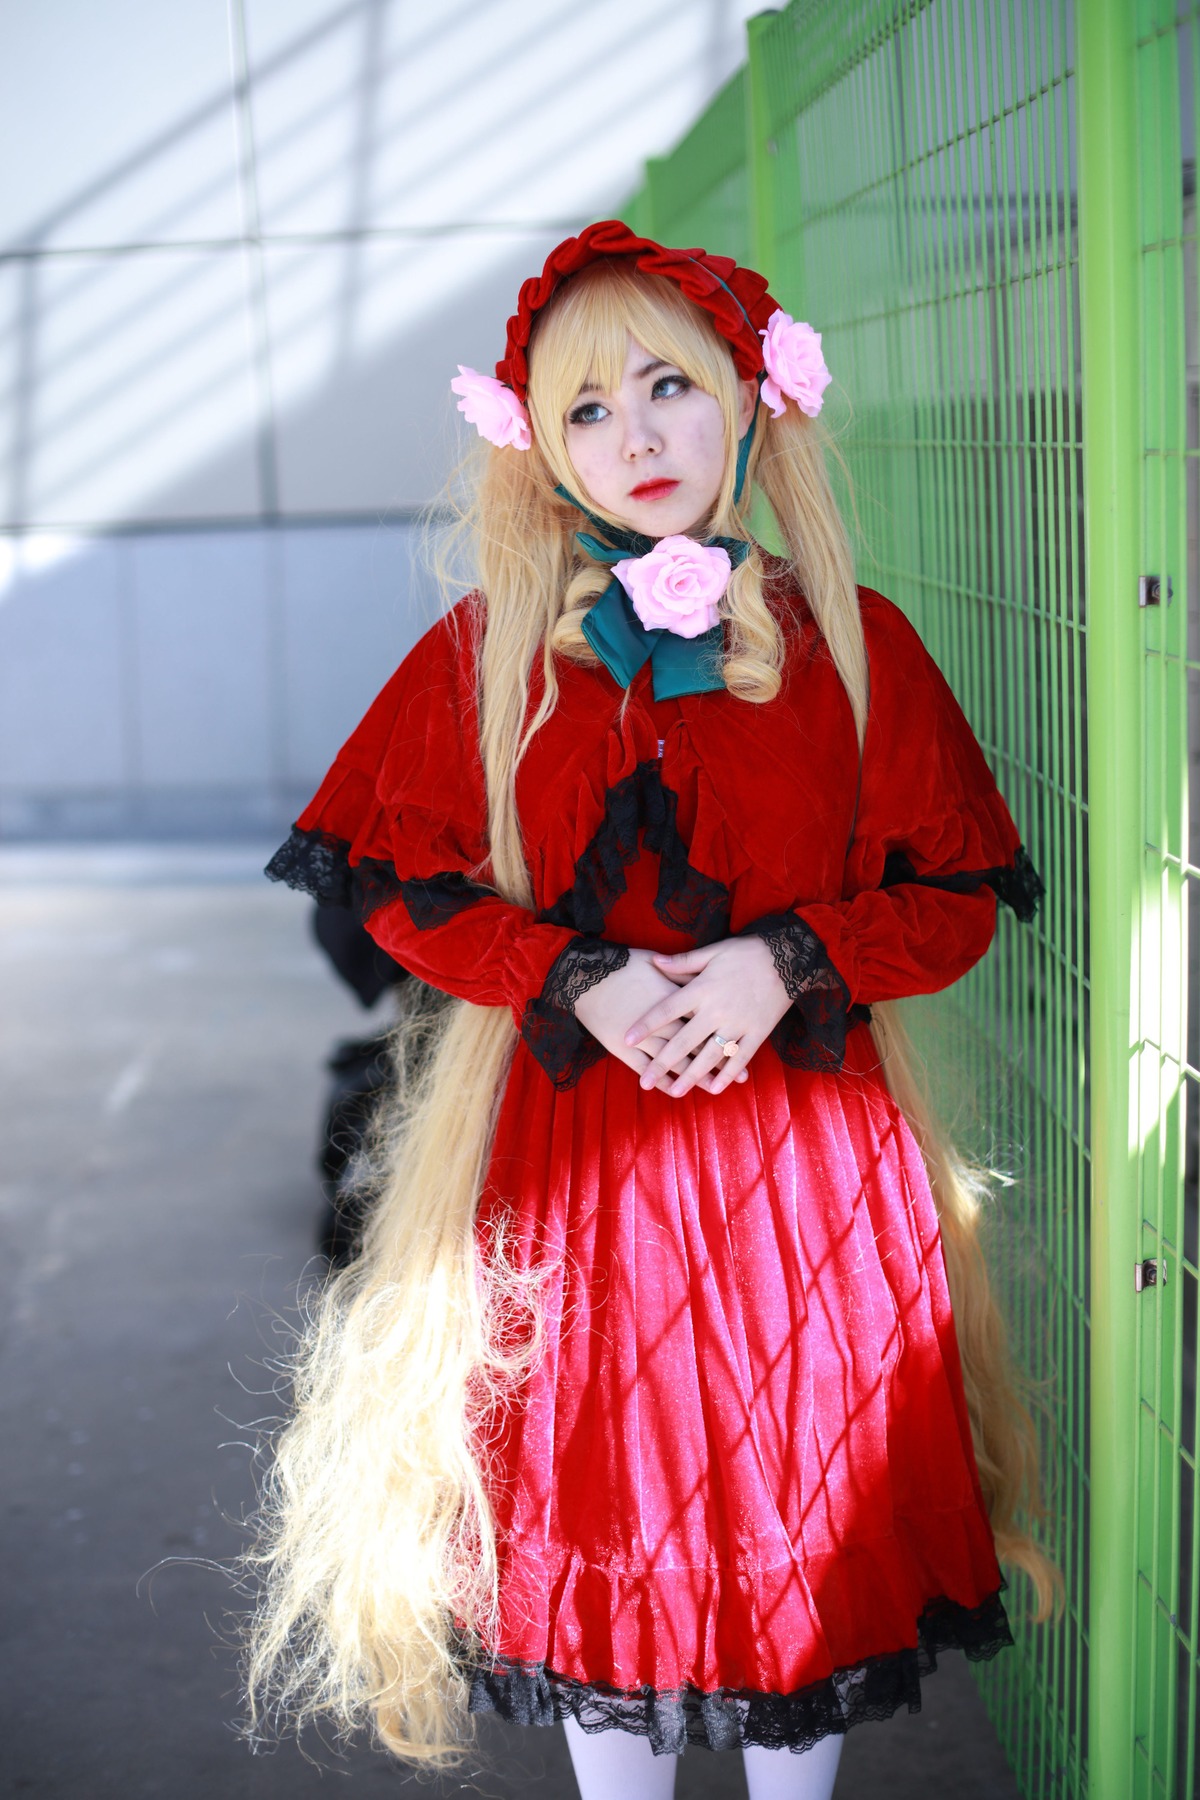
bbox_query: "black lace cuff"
[466,1587,1012,1756]
[521,937,631,1091]
[737,912,856,1072]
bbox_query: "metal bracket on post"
[1135,1258,1167,1291]
[1139,574,1173,606]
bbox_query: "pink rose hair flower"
[450,366,531,450]
[613,537,733,639]
[759,311,832,419]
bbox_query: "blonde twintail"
[869,1002,1063,1620]
[243,994,530,1763]
[241,256,1059,1766]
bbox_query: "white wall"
[0,521,442,837]
[0,0,761,837]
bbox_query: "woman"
[250,220,1057,1799]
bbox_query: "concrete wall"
[0,520,438,838]
[0,0,759,838]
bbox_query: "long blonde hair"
[241,259,1060,1767]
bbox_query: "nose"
[621,400,661,461]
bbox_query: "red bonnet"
[496,219,781,401]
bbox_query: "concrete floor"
[0,847,1024,1799]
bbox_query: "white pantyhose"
[742,1733,844,1799]
[562,1716,845,1800]
[563,1715,679,1799]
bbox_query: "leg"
[563,1714,679,1800]
[742,1733,844,1800]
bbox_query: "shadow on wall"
[0,244,547,843]
[2,0,749,530]
[0,0,760,839]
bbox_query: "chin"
[624,507,698,539]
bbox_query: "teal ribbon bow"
[558,411,757,701]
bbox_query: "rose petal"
[450,366,531,450]
[613,537,732,638]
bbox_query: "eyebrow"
[574,358,674,397]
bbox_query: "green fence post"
[1077,0,1142,1793]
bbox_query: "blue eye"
[653,373,691,399]
[568,400,607,426]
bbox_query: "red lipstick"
[629,479,679,501]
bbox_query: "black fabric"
[265,824,402,923]
[521,936,632,1091]
[737,911,857,1073]
[398,869,496,930]
[990,845,1045,922]
[266,824,355,907]
[311,904,407,1007]
[880,843,1045,925]
[266,825,495,930]
[537,761,730,946]
[466,1588,1013,1755]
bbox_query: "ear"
[737,376,758,436]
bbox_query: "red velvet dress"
[266,565,1039,1755]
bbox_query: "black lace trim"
[265,825,496,929]
[537,762,730,946]
[991,845,1045,922]
[880,843,1044,925]
[466,1587,1012,1755]
[398,870,494,929]
[521,936,631,1091]
[737,912,859,1073]
[264,824,403,922]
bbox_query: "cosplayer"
[248,220,1059,1799]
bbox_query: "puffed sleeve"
[739,589,1042,1070]
[264,596,630,1087]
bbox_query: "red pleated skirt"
[466,1019,1010,1752]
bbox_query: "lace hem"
[737,912,855,1073]
[264,824,404,922]
[521,936,631,1091]
[880,843,1045,925]
[466,1588,1012,1755]
[265,825,496,929]
[537,761,730,946]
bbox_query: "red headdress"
[449,220,832,449]
[495,219,780,400]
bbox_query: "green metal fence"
[623,1,1197,1795]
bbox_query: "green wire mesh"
[629,1,1088,1793]
[758,9,1086,1793]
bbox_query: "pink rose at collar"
[758,311,832,419]
[612,536,732,638]
[450,366,531,450]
